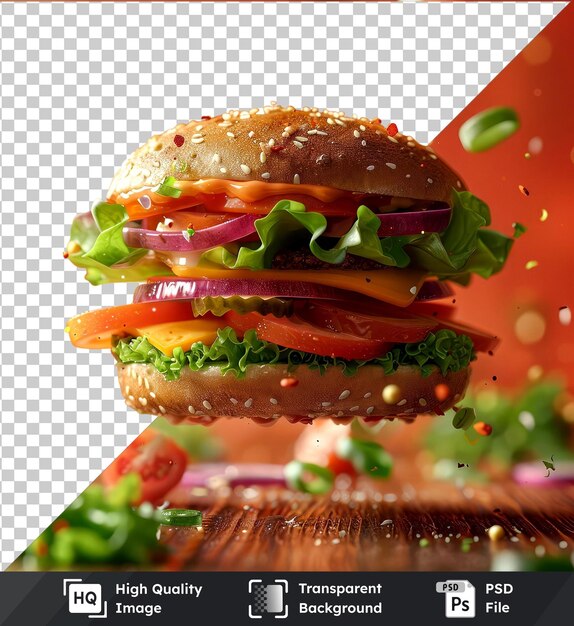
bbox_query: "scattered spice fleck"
[473,421,493,436]
[173,134,185,147]
[280,377,299,388]
[201,115,211,120]
[488,525,505,542]
[519,185,530,196]
[559,306,571,326]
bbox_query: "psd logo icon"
[248,579,288,619]
[436,580,476,618]
[63,578,108,618]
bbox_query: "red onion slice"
[134,278,453,304]
[123,214,258,252]
[179,463,287,489]
[375,205,451,236]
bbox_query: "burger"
[65,104,513,426]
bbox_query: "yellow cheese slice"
[168,267,427,308]
[134,319,221,356]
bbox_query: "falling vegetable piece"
[159,509,202,527]
[284,461,334,495]
[525,260,539,270]
[335,437,393,479]
[458,107,520,153]
[473,421,493,436]
[542,455,556,478]
[452,407,477,430]
[512,222,527,238]
[518,185,530,197]
[155,176,182,198]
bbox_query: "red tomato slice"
[433,318,499,353]
[101,430,187,505]
[225,310,389,360]
[67,300,195,349]
[298,300,438,343]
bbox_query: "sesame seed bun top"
[107,103,465,204]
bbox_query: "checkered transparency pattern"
[0,2,563,569]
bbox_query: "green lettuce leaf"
[403,190,513,283]
[200,200,411,269]
[115,327,475,381]
[67,206,172,286]
[199,192,513,284]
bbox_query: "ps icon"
[436,579,476,618]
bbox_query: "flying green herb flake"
[542,455,556,478]
[182,228,195,242]
[461,538,474,553]
[155,176,182,198]
[512,222,527,238]
[419,538,430,548]
[452,407,477,430]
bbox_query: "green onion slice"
[155,176,182,198]
[459,107,520,153]
[284,461,334,495]
[159,508,202,527]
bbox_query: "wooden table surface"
[161,479,574,571]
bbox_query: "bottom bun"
[118,362,470,426]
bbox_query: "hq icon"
[63,578,108,618]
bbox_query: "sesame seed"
[350,406,360,412]
[364,392,372,399]
[212,153,221,164]
[195,124,203,131]
[295,136,308,142]
[203,400,213,410]
[293,173,300,184]
[327,117,334,125]
[315,130,328,136]
[188,405,195,414]
[227,132,235,138]
[268,138,275,147]
[397,399,407,407]
[218,121,232,128]
[386,162,397,170]
[457,180,462,188]
[144,378,150,390]
[321,401,332,407]
[260,152,266,164]
[220,167,227,174]
[406,174,411,178]
[150,391,156,399]
[244,398,253,408]
[230,398,238,405]
[222,113,231,120]
[128,395,135,402]
[241,164,251,175]
[158,405,166,414]
[407,141,416,147]
[261,172,270,180]
[293,140,304,149]
[353,130,361,138]
[427,178,433,184]
[125,386,130,395]
[307,129,317,135]
[367,406,375,415]
[419,398,428,407]
[284,125,294,134]
[281,132,289,138]
[191,133,203,138]
[270,398,278,405]
[248,130,255,138]
[339,389,351,400]
[410,286,417,294]
[191,137,204,144]
[138,397,147,406]
[366,165,375,171]
[335,118,346,126]
[361,140,367,147]
[387,136,399,144]
[429,153,438,160]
